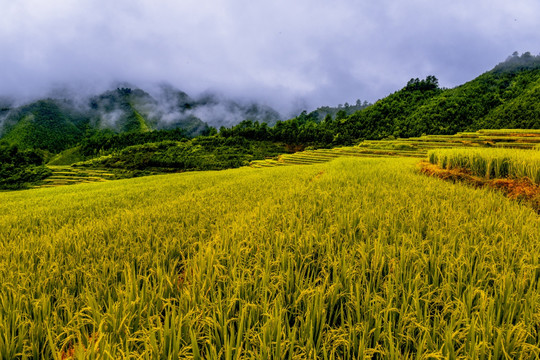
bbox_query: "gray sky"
[1,0,539,114]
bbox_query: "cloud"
[0,0,539,113]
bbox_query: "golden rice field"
[1,157,539,359]
[428,148,540,184]
[250,129,540,170]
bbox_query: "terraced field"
[36,166,116,188]
[251,129,540,168]
[1,157,539,358]
[35,129,540,184]
[251,148,423,168]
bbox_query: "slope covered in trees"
[2,53,539,155]
[0,144,51,189]
[0,99,87,153]
[263,52,540,145]
[0,85,279,153]
[1,53,540,188]
[75,136,286,173]
[407,53,540,134]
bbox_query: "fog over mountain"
[1,1,539,114]
[0,84,285,139]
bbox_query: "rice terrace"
[1,127,539,358]
[1,10,540,357]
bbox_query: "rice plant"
[428,148,540,184]
[0,157,539,358]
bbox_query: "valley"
[1,53,540,359]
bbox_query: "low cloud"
[0,0,539,113]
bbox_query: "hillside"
[0,86,283,153]
[333,53,540,143]
[0,89,209,153]
[216,54,540,149]
[0,157,538,358]
[1,53,540,191]
[88,87,156,133]
[0,99,87,153]
[2,53,539,155]
[407,54,540,134]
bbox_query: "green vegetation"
[220,54,540,147]
[301,99,372,123]
[413,60,540,133]
[1,53,539,191]
[89,88,156,133]
[250,129,540,168]
[231,53,540,146]
[75,136,286,172]
[428,148,540,184]
[78,128,191,157]
[0,87,211,155]
[1,52,540,358]
[0,144,51,190]
[0,99,86,153]
[0,157,538,358]
[47,146,86,166]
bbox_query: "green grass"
[1,157,539,358]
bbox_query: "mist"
[0,83,285,136]
[1,1,539,114]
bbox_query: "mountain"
[334,76,442,141]
[2,53,539,153]
[88,87,156,133]
[333,52,540,142]
[0,99,87,153]
[0,87,206,153]
[151,86,282,130]
[0,85,283,153]
[404,53,540,135]
[307,100,372,122]
[186,92,282,128]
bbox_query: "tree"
[336,110,347,121]
[323,114,333,123]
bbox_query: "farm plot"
[1,157,539,358]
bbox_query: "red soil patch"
[418,161,540,213]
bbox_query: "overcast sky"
[1,0,539,114]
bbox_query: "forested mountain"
[1,52,540,189]
[0,86,282,153]
[0,99,87,153]
[214,53,540,147]
[403,53,540,134]
[307,100,372,122]
[331,52,540,143]
[3,52,538,155]
[0,88,206,153]
[88,87,156,133]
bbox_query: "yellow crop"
[429,147,540,184]
[0,157,539,358]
